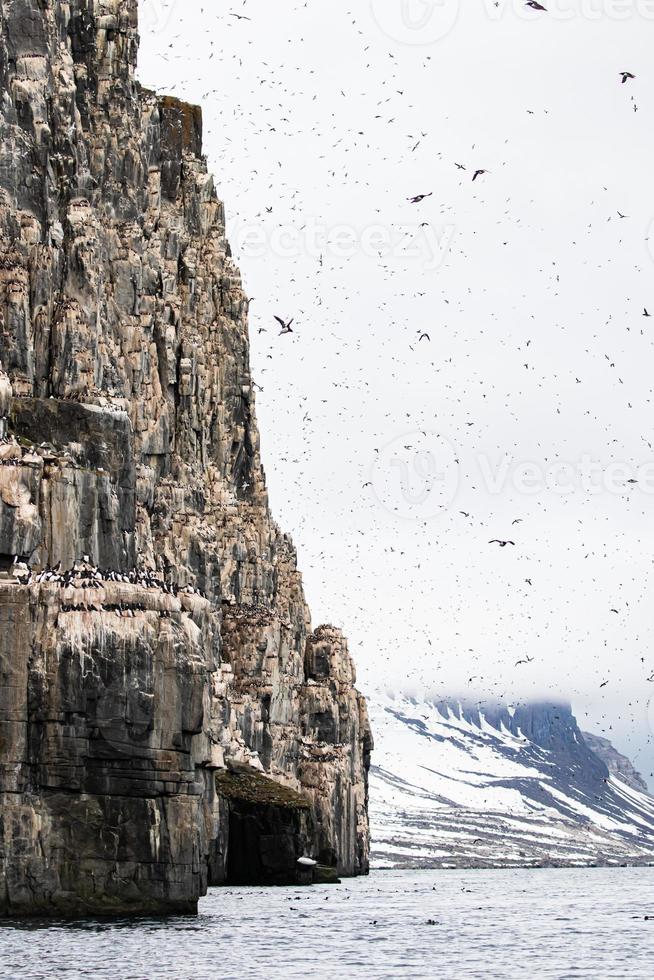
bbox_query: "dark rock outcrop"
[582,731,649,795]
[0,0,371,917]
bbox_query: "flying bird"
[515,656,535,666]
[274,316,294,335]
[408,192,433,204]
[472,170,488,182]
[418,333,431,342]
[620,72,635,84]
[489,540,515,548]
[525,1,547,9]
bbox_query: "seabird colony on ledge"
[9,556,206,608]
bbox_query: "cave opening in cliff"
[226,805,297,885]
[217,768,313,886]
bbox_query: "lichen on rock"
[0,0,371,916]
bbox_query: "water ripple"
[1,868,653,979]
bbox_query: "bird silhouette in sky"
[274,316,294,335]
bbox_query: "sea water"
[1,867,653,979]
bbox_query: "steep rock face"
[582,731,649,795]
[0,0,370,916]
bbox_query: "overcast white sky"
[139,0,654,784]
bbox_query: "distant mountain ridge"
[370,697,654,868]
[581,731,649,794]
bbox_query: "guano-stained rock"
[0,0,371,916]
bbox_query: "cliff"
[582,731,649,795]
[0,0,371,916]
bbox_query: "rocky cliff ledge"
[0,0,371,916]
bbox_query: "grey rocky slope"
[581,731,649,794]
[0,0,371,916]
[370,697,654,869]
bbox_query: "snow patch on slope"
[369,696,654,869]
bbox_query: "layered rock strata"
[0,0,371,916]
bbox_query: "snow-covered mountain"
[370,697,654,869]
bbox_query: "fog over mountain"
[139,0,654,786]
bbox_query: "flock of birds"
[11,556,206,615]
[139,1,654,775]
